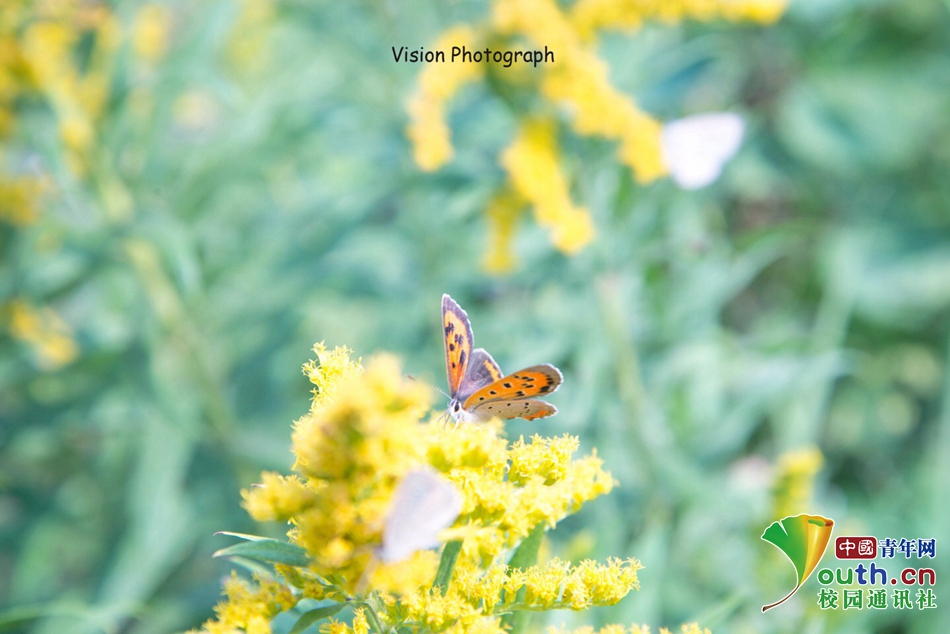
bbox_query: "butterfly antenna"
[406,374,449,399]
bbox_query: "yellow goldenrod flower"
[301,342,363,406]
[571,0,786,39]
[15,2,120,177]
[209,573,299,634]
[352,608,369,634]
[406,26,485,171]
[321,620,353,634]
[133,4,171,63]
[508,434,579,485]
[482,189,525,274]
[0,176,42,225]
[6,298,78,369]
[407,93,455,171]
[243,472,321,522]
[501,118,595,254]
[540,53,667,183]
[771,446,824,520]
[199,343,637,634]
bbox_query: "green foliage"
[213,536,311,568]
[2,1,949,634]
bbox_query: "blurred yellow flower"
[17,1,120,176]
[771,446,824,520]
[6,298,78,369]
[406,26,484,171]
[502,118,595,254]
[571,0,786,39]
[404,0,786,270]
[227,0,276,76]
[0,176,43,225]
[482,189,525,274]
[199,343,636,634]
[133,4,171,63]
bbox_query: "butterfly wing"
[462,364,562,421]
[442,294,475,398]
[471,399,557,421]
[457,348,503,403]
[380,469,462,563]
[660,112,744,189]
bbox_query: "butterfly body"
[442,294,561,423]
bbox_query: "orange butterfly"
[442,294,562,423]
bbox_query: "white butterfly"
[661,112,745,189]
[377,468,462,563]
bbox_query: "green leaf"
[432,539,463,595]
[288,604,347,634]
[0,604,87,630]
[214,538,310,567]
[501,523,546,634]
[507,522,545,570]
[213,531,272,542]
[226,555,277,578]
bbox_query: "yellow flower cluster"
[132,5,171,64]
[482,190,525,274]
[770,446,824,520]
[0,176,43,225]
[1,3,44,225]
[406,0,785,270]
[204,574,299,634]
[198,343,636,634]
[501,119,594,255]
[0,1,171,191]
[5,298,78,369]
[571,0,786,39]
[18,1,121,176]
[407,26,485,171]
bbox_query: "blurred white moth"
[377,468,462,563]
[661,112,745,189]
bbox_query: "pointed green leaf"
[226,555,277,578]
[432,539,463,595]
[501,523,546,633]
[507,522,545,570]
[214,538,310,567]
[214,531,272,542]
[288,604,347,634]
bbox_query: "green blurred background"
[2,1,949,633]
